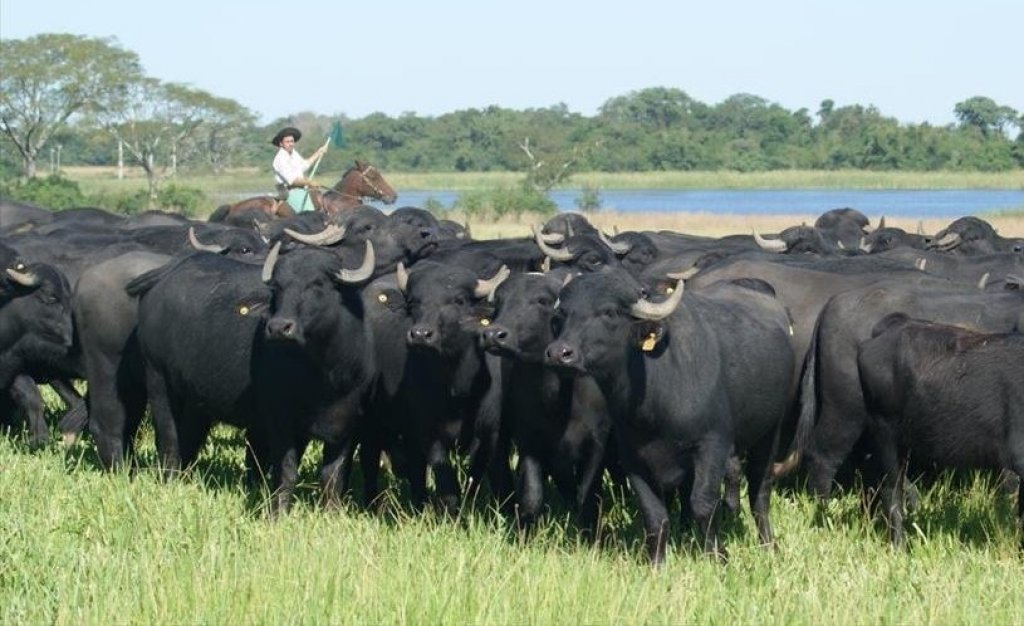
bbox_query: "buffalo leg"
[691,438,729,560]
[870,421,906,548]
[50,379,87,442]
[574,441,608,539]
[147,368,182,477]
[628,472,670,566]
[10,376,47,449]
[425,439,460,516]
[515,454,545,532]
[745,432,781,547]
[320,439,354,508]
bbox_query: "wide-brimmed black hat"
[271,126,302,147]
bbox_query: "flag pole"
[300,134,332,212]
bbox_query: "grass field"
[6,168,1023,623]
[2,407,1023,624]
[61,166,1024,193]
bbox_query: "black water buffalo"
[395,259,510,512]
[857,314,1024,548]
[126,242,376,512]
[545,269,794,564]
[861,226,931,253]
[0,262,75,446]
[782,278,1024,498]
[930,216,1024,255]
[480,271,614,534]
[74,251,172,467]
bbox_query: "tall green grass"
[2,416,1022,624]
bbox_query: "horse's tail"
[208,204,230,222]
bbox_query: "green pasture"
[2,414,1022,624]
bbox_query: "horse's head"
[335,160,398,205]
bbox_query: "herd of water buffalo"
[1,198,1022,563]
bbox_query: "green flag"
[329,121,345,147]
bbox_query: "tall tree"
[0,34,143,178]
[954,96,1019,137]
[91,78,252,201]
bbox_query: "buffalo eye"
[452,295,466,307]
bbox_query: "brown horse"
[209,160,398,225]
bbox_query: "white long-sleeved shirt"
[272,147,314,186]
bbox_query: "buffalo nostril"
[558,346,575,363]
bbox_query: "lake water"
[388,189,1024,218]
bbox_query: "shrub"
[0,175,88,209]
[575,184,603,213]
[454,185,557,221]
[156,184,205,217]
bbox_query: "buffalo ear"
[630,320,667,353]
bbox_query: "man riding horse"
[271,126,328,213]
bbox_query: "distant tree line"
[3,34,1022,196]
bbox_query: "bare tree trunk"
[118,141,124,180]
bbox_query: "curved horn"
[859,237,873,253]
[916,220,925,236]
[977,272,990,290]
[932,232,962,251]
[396,262,409,294]
[878,216,886,229]
[599,230,632,255]
[474,265,511,299]
[630,280,684,320]
[836,239,846,250]
[188,227,225,253]
[261,241,282,283]
[753,231,788,253]
[540,256,551,273]
[532,225,573,262]
[535,226,565,244]
[284,223,346,246]
[336,241,375,283]
[666,266,700,281]
[5,266,39,287]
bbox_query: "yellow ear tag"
[480,318,491,327]
[665,286,674,294]
[377,293,388,303]
[641,332,657,352]
[238,305,250,316]
[15,263,26,271]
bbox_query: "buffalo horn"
[474,265,511,299]
[188,227,225,253]
[535,228,565,245]
[836,240,846,250]
[932,232,962,251]
[916,220,925,235]
[4,266,39,287]
[261,241,282,283]
[859,237,873,253]
[666,266,699,281]
[336,241,375,283]
[630,280,684,320]
[599,230,632,255]
[977,272,990,290]
[753,231,788,253]
[284,223,346,246]
[532,225,573,261]
[396,262,409,294]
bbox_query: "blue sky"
[2,0,1021,126]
